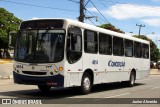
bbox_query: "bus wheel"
[38,85,51,92]
[128,72,135,87]
[80,73,92,94]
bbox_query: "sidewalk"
[0,59,13,79]
[150,69,160,75]
[0,78,14,86]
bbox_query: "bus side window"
[134,42,142,58]
[142,44,149,59]
[67,26,82,64]
[124,39,133,57]
[99,33,112,55]
[113,37,124,56]
[84,30,98,53]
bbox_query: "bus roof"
[22,18,150,44]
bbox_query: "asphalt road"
[0,75,160,107]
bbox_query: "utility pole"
[136,24,145,36]
[78,0,96,22]
[78,0,85,22]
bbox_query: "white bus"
[13,19,150,94]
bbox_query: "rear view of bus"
[13,19,66,91]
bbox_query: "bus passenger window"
[84,30,98,53]
[113,37,124,56]
[99,33,112,55]
[125,39,133,57]
[142,44,149,59]
[134,42,142,58]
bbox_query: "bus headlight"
[54,69,58,73]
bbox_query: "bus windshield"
[14,29,65,63]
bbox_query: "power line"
[84,0,91,7]
[100,0,160,12]
[85,0,110,24]
[97,1,134,33]
[78,0,95,22]
[1,0,78,12]
[67,0,79,4]
[88,18,96,25]
[90,0,110,23]
[85,8,103,24]
[86,3,107,23]
[94,0,115,5]
[84,1,130,33]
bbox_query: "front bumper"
[13,71,64,87]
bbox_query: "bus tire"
[128,71,135,87]
[38,85,51,92]
[80,73,92,94]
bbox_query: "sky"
[1,0,160,47]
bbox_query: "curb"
[150,73,160,75]
[0,75,13,79]
[0,78,14,86]
[150,69,160,75]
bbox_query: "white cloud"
[87,4,160,27]
[105,4,160,20]
[142,18,160,26]
[87,7,98,13]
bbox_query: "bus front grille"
[22,71,47,75]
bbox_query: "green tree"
[0,7,22,49]
[133,35,160,62]
[98,23,125,34]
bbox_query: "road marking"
[151,86,160,89]
[104,93,130,98]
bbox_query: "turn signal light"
[59,67,63,71]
